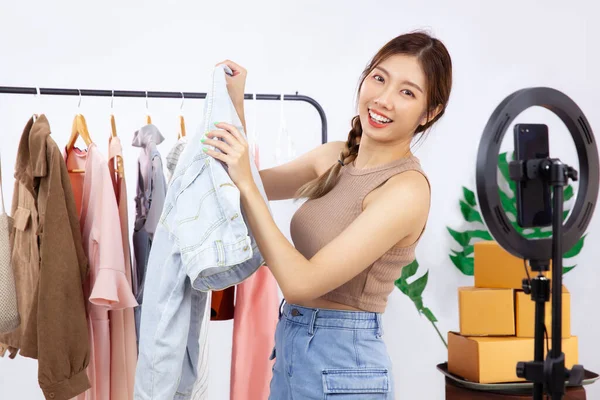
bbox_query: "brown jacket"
[0,116,91,400]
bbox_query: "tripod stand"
[510,158,585,400]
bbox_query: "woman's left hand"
[202,122,255,193]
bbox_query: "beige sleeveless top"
[290,155,429,313]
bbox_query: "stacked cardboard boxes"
[448,240,578,383]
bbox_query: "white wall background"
[1,0,599,399]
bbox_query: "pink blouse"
[66,143,138,400]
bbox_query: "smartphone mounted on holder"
[513,123,552,228]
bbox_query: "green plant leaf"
[421,307,438,323]
[411,296,424,311]
[395,262,427,316]
[446,227,493,247]
[564,185,574,201]
[510,220,525,235]
[408,271,429,299]
[523,229,553,239]
[497,152,510,180]
[463,187,477,207]
[498,152,517,193]
[564,235,586,258]
[395,259,419,295]
[395,262,446,349]
[460,200,483,223]
[450,254,474,275]
[402,259,419,277]
[451,245,474,258]
[563,210,570,221]
[563,265,576,274]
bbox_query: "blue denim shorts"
[269,301,395,399]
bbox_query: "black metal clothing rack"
[0,86,328,144]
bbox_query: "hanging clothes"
[165,136,235,322]
[165,135,187,183]
[65,142,138,400]
[209,287,235,320]
[230,266,279,400]
[0,115,91,400]
[164,134,220,400]
[134,64,271,399]
[0,153,20,335]
[107,136,138,400]
[131,124,167,345]
[229,146,280,400]
[190,290,211,400]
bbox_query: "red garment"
[210,287,235,321]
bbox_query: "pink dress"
[65,143,138,400]
[229,145,279,400]
[108,137,138,400]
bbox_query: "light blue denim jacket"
[134,65,269,399]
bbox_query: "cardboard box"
[459,287,515,336]
[474,241,552,289]
[447,332,578,383]
[516,286,571,338]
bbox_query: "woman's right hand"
[216,59,247,108]
[216,59,248,132]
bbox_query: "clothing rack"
[0,86,328,144]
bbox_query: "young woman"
[203,30,453,399]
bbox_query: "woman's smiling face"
[358,54,431,144]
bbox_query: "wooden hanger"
[111,114,117,138]
[66,113,92,173]
[110,114,125,178]
[110,90,118,138]
[178,115,186,139]
[145,91,152,125]
[178,92,186,139]
[108,91,124,178]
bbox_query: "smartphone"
[513,123,552,228]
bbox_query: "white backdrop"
[1,1,599,399]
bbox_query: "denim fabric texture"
[134,64,269,399]
[269,302,395,400]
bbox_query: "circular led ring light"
[476,87,599,260]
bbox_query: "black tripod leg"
[528,274,550,400]
[534,293,546,400]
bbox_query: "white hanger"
[249,93,256,146]
[275,93,285,165]
[32,87,40,122]
[276,93,295,164]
